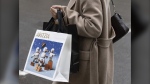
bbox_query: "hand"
[50,5,63,19]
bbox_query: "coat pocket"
[78,50,90,78]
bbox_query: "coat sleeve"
[62,0,103,38]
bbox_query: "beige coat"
[53,0,115,84]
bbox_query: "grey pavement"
[19,0,131,84]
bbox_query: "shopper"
[50,0,116,84]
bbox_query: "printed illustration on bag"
[24,38,63,78]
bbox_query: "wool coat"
[52,0,116,84]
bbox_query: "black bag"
[43,10,79,73]
[111,0,130,43]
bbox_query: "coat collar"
[68,0,76,9]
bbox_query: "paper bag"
[24,30,72,82]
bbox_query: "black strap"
[57,9,62,32]
[44,9,64,32]
[111,0,116,13]
[44,17,55,30]
[111,0,115,5]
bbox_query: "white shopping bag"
[24,29,72,82]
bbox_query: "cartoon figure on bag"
[31,47,41,63]
[45,48,55,70]
[38,47,48,67]
[30,47,41,66]
[49,48,55,61]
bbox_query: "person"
[50,0,116,84]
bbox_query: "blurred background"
[0,0,149,84]
[0,0,19,84]
[132,0,150,84]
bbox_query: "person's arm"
[62,0,103,38]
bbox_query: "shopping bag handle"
[43,9,65,32]
[44,17,55,31]
[57,9,68,33]
[57,9,64,32]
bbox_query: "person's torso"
[67,0,115,51]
